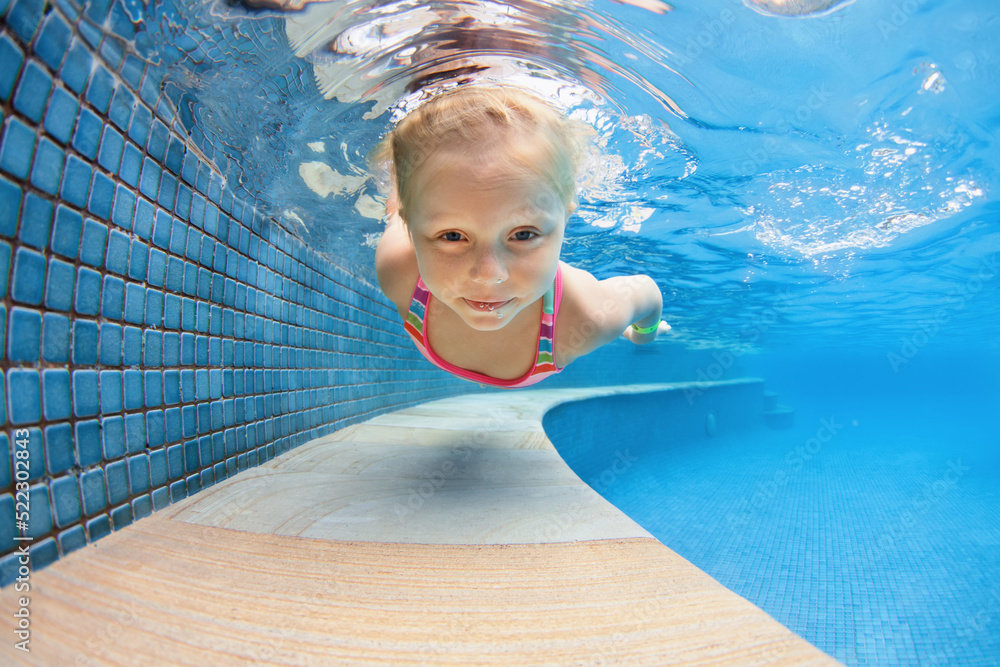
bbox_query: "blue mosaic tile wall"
[0,0,466,585]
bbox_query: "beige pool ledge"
[2,382,839,666]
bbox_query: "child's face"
[404,154,568,331]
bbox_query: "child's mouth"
[464,298,513,312]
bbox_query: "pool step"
[763,390,794,429]
[764,405,795,430]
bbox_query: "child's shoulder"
[556,263,620,365]
[375,213,419,318]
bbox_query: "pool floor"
[0,385,838,666]
[602,399,1000,666]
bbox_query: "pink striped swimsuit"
[402,267,564,388]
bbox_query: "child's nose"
[470,246,509,284]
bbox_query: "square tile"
[118,140,142,187]
[18,191,53,250]
[147,118,168,160]
[8,0,46,44]
[131,495,152,521]
[71,369,99,417]
[87,170,115,220]
[111,505,132,530]
[49,475,82,528]
[125,413,146,454]
[127,454,150,493]
[50,204,82,259]
[0,117,36,180]
[30,136,65,196]
[7,368,41,426]
[59,154,92,208]
[7,305,41,363]
[124,282,145,324]
[24,484,53,538]
[122,326,142,367]
[112,183,135,229]
[120,54,145,89]
[79,218,108,267]
[0,34,25,101]
[41,312,70,363]
[74,266,102,316]
[99,370,123,414]
[146,411,165,449]
[0,176,20,237]
[57,524,88,555]
[101,274,125,320]
[105,460,128,504]
[13,59,53,123]
[139,156,160,199]
[74,419,102,468]
[99,322,122,366]
[85,514,111,541]
[165,135,184,175]
[108,84,135,131]
[128,103,151,146]
[71,107,102,160]
[105,228,130,274]
[59,38,94,95]
[44,257,75,311]
[34,12,72,71]
[80,469,107,516]
[43,86,79,145]
[149,449,168,488]
[144,370,162,407]
[144,289,163,328]
[85,65,115,114]
[41,369,72,423]
[11,246,46,305]
[98,125,125,174]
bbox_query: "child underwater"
[374,86,671,388]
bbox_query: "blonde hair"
[374,86,584,220]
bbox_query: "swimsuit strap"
[402,266,563,388]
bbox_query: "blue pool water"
[545,370,1000,666]
[2,0,999,665]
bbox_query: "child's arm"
[558,265,668,364]
[604,274,666,345]
[622,313,671,344]
[374,196,419,318]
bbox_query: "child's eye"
[512,230,537,241]
[441,231,464,242]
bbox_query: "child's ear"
[386,190,400,216]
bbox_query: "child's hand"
[623,320,671,344]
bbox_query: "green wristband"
[631,320,661,335]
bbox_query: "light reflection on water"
[124,0,997,350]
